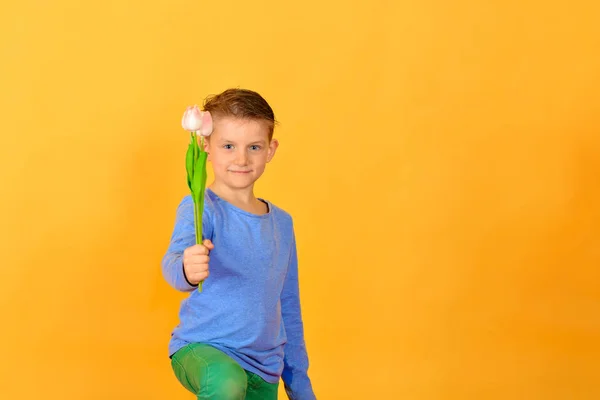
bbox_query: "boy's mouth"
[229,170,252,174]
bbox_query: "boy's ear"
[267,139,279,163]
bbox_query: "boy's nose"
[234,150,248,166]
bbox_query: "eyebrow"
[218,138,267,145]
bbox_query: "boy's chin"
[219,176,259,190]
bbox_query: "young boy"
[161,88,316,400]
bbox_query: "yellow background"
[1,0,599,399]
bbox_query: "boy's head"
[201,88,279,191]
[203,88,276,140]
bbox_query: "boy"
[161,88,316,400]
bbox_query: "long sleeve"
[161,195,213,292]
[280,230,316,400]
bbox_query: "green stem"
[194,188,203,292]
[193,178,202,246]
[192,132,203,292]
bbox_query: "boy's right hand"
[183,239,214,285]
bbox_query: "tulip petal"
[182,109,190,130]
[182,105,204,131]
[199,111,213,136]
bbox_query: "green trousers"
[170,343,279,400]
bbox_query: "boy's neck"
[208,181,268,214]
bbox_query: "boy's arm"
[161,196,211,292]
[280,230,316,400]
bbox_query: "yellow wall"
[1,1,599,399]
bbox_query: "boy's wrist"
[182,262,198,287]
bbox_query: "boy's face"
[204,116,278,191]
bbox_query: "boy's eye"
[223,144,234,150]
[250,145,261,151]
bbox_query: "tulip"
[181,105,212,292]
[181,105,203,131]
[182,105,213,137]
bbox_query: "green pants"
[170,343,279,400]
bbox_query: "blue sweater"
[161,188,315,399]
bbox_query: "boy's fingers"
[190,255,210,264]
[193,270,209,280]
[185,241,213,257]
[190,244,209,255]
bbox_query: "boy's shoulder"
[177,191,215,208]
[177,192,294,224]
[264,199,293,223]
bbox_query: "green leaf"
[191,150,208,200]
[185,141,195,191]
